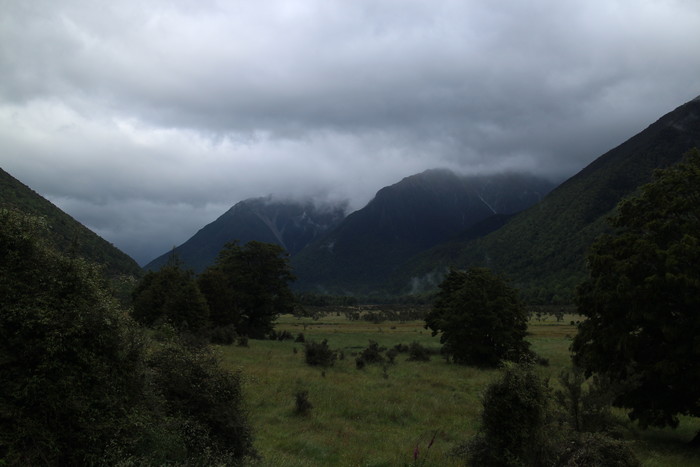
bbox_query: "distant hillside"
[0,167,141,277]
[291,170,554,294]
[393,95,700,302]
[144,197,347,272]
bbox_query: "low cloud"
[2,0,700,264]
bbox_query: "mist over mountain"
[0,167,141,277]
[291,170,555,294]
[145,197,347,272]
[392,95,700,302]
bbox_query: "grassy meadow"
[217,309,700,466]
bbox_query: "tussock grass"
[217,313,700,466]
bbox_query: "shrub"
[210,324,237,345]
[147,339,256,462]
[269,330,293,341]
[236,335,249,347]
[304,339,337,367]
[463,363,556,466]
[555,367,619,434]
[555,433,639,466]
[295,332,306,343]
[294,390,313,416]
[407,342,431,362]
[358,340,386,365]
[386,348,399,364]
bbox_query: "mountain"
[144,196,347,272]
[0,167,141,277]
[392,95,700,302]
[291,169,555,294]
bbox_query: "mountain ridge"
[0,167,142,277]
[291,169,555,294]
[389,95,700,301]
[144,196,347,272]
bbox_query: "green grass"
[217,312,700,466]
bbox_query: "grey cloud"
[2,0,700,264]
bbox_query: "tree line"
[132,240,296,343]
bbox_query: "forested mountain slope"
[145,197,346,272]
[292,169,554,294]
[0,167,141,277]
[393,95,700,302]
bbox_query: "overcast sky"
[2,0,700,265]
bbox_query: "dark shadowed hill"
[291,169,554,294]
[144,197,347,272]
[392,95,700,302]
[0,167,141,277]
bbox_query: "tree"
[0,210,256,465]
[132,253,209,333]
[572,149,700,436]
[0,210,146,465]
[199,241,296,338]
[425,267,531,367]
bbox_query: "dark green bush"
[555,432,639,466]
[210,324,238,345]
[269,330,293,341]
[358,340,386,365]
[294,390,313,416]
[386,348,399,364]
[147,339,256,462]
[304,339,337,367]
[464,363,557,466]
[407,341,432,362]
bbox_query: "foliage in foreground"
[463,363,555,466]
[0,210,255,465]
[573,149,700,433]
[425,267,531,366]
[462,363,639,467]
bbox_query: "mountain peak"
[292,170,555,294]
[144,197,346,272]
